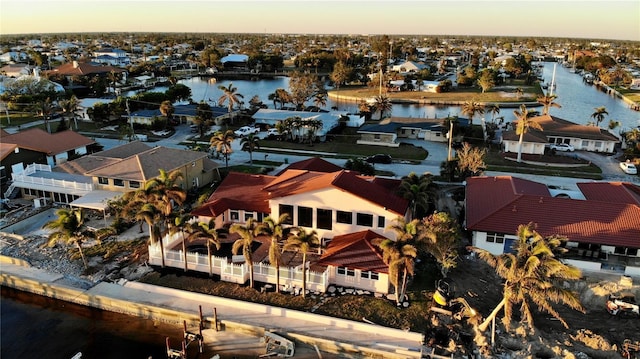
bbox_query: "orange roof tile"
[276,156,343,175]
[318,230,389,273]
[577,182,640,205]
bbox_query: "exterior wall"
[0,149,47,189]
[471,231,518,255]
[93,177,144,193]
[130,115,156,126]
[423,130,447,142]
[398,127,420,140]
[326,266,390,294]
[502,140,545,155]
[270,188,404,240]
[357,133,398,147]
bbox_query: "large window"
[98,177,109,185]
[336,210,352,224]
[297,206,313,227]
[337,267,355,277]
[356,213,373,227]
[129,181,140,189]
[486,232,505,244]
[360,271,379,280]
[377,216,385,228]
[279,204,294,224]
[317,208,332,230]
[230,210,239,221]
[113,179,125,187]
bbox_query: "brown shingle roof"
[466,176,640,248]
[521,114,619,141]
[1,128,95,155]
[47,62,125,76]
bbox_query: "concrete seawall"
[0,257,423,358]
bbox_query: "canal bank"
[0,256,424,358]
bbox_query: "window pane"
[297,206,313,227]
[114,179,124,187]
[317,208,332,230]
[336,210,352,224]
[377,216,385,228]
[356,213,373,227]
[129,181,140,188]
[279,204,294,224]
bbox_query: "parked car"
[265,128,281,139]
[364,154,393,164]
[620,161,638,175]
[234,126,259,137]
[550,143,575,152]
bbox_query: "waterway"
[116,61,638,131]
[0,287,215,359]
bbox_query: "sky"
[1,0,639,41]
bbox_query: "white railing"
[148,242,329,292]
[11,164,93,192]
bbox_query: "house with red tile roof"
[501,114,620,155]
[465,176,640,276]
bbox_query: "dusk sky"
[1,0,638,41]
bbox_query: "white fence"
[148,235,329,292]
[11,163,93,192]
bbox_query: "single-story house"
[220,54,249,70]
[501,114,620,154]
[124,104,228,126]
[252,109,360,142]
[391,61,429,74]
[357,117,467,147]
[465,176,640,276]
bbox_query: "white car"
[620,162,638,175]
[234,126,259,137]
[550,143,575,152]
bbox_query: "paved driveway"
[574,150,640,183]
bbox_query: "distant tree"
[159,100,174,122]
[240,133,260,166]
[487,104,500,123]
[289,71,320,110]
[166,83,192,102]
[210,130,235,167]
[344,158,375,176]
[419,212,461,278]
[591,106,609,128]
[373,95,392,120]
[194,101,213,136]
[536,94,561,115]
[477,69,496,93]
[456,143,487,179]
[358,100,373,121]
[513,104,543,163]
[461,100,485,126]
[59,95,81,130]
[33,97,54,133]
[217,83,244,124]
[330,60,352,91]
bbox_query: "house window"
[377,216,386,228]
[486,232,505,244]
[113,179,125,187]
[595,141,602,149]
[356,213,373,227]
[129,181,140,189]
[582,140,589,147]
[244,212,254,221]
[337,267,355,277]
[317,208,332,230]
[98,177,109,185]
[374,134,381,141]
[336,210,352,224]
[230,210,239,221]
[360,271,379,280]
[279,204,294,224]
[297,206,313,227]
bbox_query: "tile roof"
[577,182,640,206]
[86,146,213,181]
[514,114,620,142]
[2,128,95,155]
[191,172,275,218]
[0,142,18,161]
[317,230,389,273]
[48,61,125,76]
[276,157,343,175]
[466,176,640,248]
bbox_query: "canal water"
[123,61,637,131]
[0,287,215,359]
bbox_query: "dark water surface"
[0,287,215,359]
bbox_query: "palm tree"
[591,106,609,128]
[107,70,122,94]
[42,208,96,269]
[513,104,543,163]
[159,100,175,123]
[34,97,54,133]
[487,104,500,123]
[418,212,460,278]
[217,83,244,124]
[461,100,485,126]
[59,95,80,130]
[210,130,235,167]
[473,223,585,333]
[186,219,220,277]
[397,172,436,219]
[284,227,320,298]
[240,133,260,166]
[259,214,291,293]
[313,91,327,111]
[536,94,561,115]
[170,213,193,272]
[373,95,392,120]
[230,218,261,289]
[358,100,373,121]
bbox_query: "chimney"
[73,61,79,68]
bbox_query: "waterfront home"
[465,176,640,277]
[124,104,228,126]
[500,114,620,154]
[357,116,467,147]
[252,109,362,142]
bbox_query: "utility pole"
[126,99,135,141]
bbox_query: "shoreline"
[0,256,424,358]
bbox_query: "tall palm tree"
[461,100,485,126]
[313,91,327,111]
[217,83,244,124]
[209,130,235,167]
[591,106,609,128]
[170,213,193,272]
[473,223,585,333]
[536,94,561,115]
[397,172,436,219]
[59,95,80,130]
[259,214,291,293]
[230,218,261,289]
[373,94,392,120]
[107,70,122,94]
[487,104,500,123]
[34,97,54,133]
[513,104,543,163]
[42,208,100,269]
[186,219,220,277]
[240,133,260,166]
[284,227,320,298]
[358,100,373,121]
